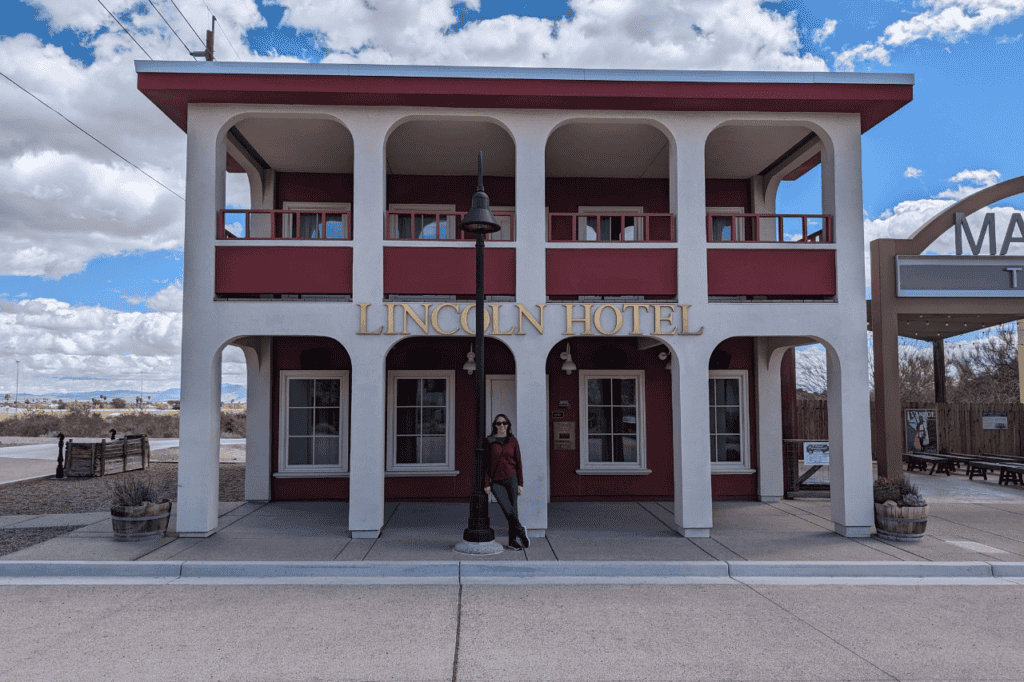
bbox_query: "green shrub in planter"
[873,476,928,541]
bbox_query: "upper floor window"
[386,204,514,241]
[548,207,674,243]
[282,202,351,239]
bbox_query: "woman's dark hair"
[489,413,514,437]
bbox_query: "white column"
[177,106,227,537]
[822,118,873,537]
[756,339,785,503]
[826,343,873,536]
[515,341,548,535]
[242,337,272,502]
[346,112,391,538]
[666,119,714,537]
[507,115,556,533]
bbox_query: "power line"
[146,0,198,60]
[167,0,204,43]
[0,71,185,202]
[96,0,153,59]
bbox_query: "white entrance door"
[486,375,516,432]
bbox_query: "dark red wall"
[546,249,676,298]
[545,178,670,212]
[385,337,515,501]
[707,249,836,297]
[387,175,515,209]
[272,337,353,501]
[383,247,516,297]
[277,172,354,206]
[705,179,750,211]
[215,246,353,295]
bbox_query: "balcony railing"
[385,211,515,241]
[219,209,352,240]
[547,213,675,242]
[706,214,833,243]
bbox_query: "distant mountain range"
[6,384,247,403]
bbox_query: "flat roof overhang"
[136,61,914,135]
[866,299,1024,342]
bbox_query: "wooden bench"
[998,464,1024,486]
[64,435,150,478]
[966,459,999,481]
[904,452,954,475]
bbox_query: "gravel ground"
[0,445,246,556]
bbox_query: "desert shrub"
[873,476,925,507]
[221,410,246,437]
[108,412,180,438]
[110,476,157,507]
[0,402,107,437]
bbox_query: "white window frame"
[706,206,746,243]
[387,203,457,240]
[277,370,350,477]
[577,369,649,475]
[709,369,751,472]
[387,370,457,475]
[577,205,645,242]
[282,201,352,239]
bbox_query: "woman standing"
[483,414,530,550]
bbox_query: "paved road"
[1,582,1022,681]
[0,438,247,461]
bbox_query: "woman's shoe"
[519,531,530,549]
[508,539,523,551]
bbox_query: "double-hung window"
[709,370,750,470]
[282,202,351,239]
[278,371,349,475]
[387,370,457,474]
[578,370,648,474]
[577,205,644,242]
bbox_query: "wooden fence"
[65,435,150,477]
[794,400,1024,456]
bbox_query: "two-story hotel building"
[136,61,913,539]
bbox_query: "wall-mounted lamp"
[463,347,476,375]
[658,350,672,371]
[560,343,577,375]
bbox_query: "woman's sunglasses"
[494,421,509,426]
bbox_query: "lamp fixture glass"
[463,347,476,375]
[560,343,577,375]
[659,350,672,371]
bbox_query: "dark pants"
[491,475,526,543]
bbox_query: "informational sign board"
[803,442,829,466]
[905,409,938,453]
[896,255,1024,297]
[552,421,576,450]
[982,411,1009,430]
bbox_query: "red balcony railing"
[706,214,833,243]
[385,211,515,241]
[547,213,675,242]
[219,209,352,240]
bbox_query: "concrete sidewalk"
[2,469,1023,582]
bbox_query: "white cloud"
[862,168,1024,279]
[812,18,837,44]
[833,43,890,71]
[145,283,184,313]
[833,0,1024,69]
[0,296,245,395]
[904,166,923,178]
[287,0,828,71]
[997,32,1023,42]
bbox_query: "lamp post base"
[454,539,504,555]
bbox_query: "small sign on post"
[803,442,829,466]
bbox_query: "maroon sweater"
[485,434,524,486]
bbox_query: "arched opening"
[545,336,673,501]
[545,120,673,245]
[383,336,515,501]
[384,118,515,242]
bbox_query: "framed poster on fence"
[905,409,938,453]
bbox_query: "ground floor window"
[278,371,349,474]
[709,370,749,470]
[578,370,647,473]
[387,370,456,474]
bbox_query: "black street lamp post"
[454,151,503,555]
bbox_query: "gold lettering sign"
[354,302,701,337]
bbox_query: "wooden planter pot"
[874,502,928,542]
[111,499,172,542]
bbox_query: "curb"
[2,560,1023,583]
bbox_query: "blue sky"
[1,0,1023,394]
